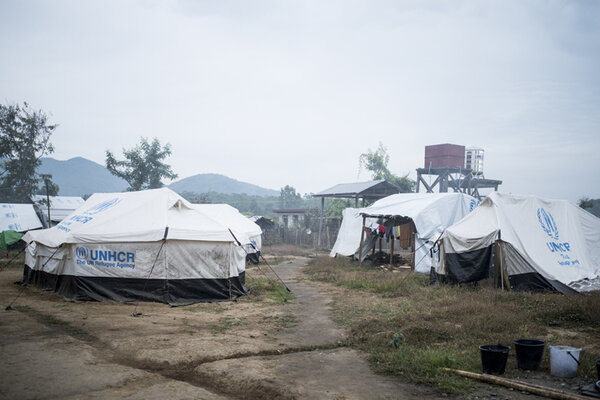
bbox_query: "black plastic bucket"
[514,339,546,371]
[595,358,600,380]
[480,344,510,375]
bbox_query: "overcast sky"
[1,0,599,202]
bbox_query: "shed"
[313,180,400,247]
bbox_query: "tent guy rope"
[6,243,61,311]
[131,227,168,317]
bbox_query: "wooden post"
[358,215,366,266]
[411,230,416,271]
[389,233,395,265]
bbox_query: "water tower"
[416,144,502,200]
[465,147,484,176]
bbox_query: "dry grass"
[262,244,315,257]
[305,256,600,395]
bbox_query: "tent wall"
[436,239,577,293]
[23,240,248,305]
[438,192,600,293]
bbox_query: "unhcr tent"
[0,203,43,232]
[22,188,251,305]
[435,192,600,293]
[330,193,479,273]
[193,204,262,261]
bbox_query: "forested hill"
[37,157,128,196]
[37,157,279,198]
[168,173,278,197]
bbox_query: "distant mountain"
[37,157,128,196]
[169,173,278,197]
[36,157,278,198]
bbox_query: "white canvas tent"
[435,192,600,293]
[0,203,43,232]
[32,195,85,225]
[193,204,262,253]
[330,193,479,273]
[22,188,251,305]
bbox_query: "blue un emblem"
[537,208,559,240]
[75,247,88,260]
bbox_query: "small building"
[272,209,314,229]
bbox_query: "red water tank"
[424,144,465,169]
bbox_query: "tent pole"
[498,231,505,291]
[358,215,366,266]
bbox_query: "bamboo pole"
[444,369,589,400]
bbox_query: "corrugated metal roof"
[314,180,399,198]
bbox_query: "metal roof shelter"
[313,180,400,247]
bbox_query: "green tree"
[106,137,177,191]
[279,185,302,208]
[359,142,415,193]
[578,197,594,209]
[0,102,57,202]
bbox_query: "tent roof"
[24,188,248,247]
[192,204,261,239]
[314,180,400,199]
[0,203,43,232]
[360,193,479,234]
[32,195,85,222]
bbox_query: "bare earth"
[1,257,580,400]
[0,257,443,400]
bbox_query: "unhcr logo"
[84,198,121,215]
[76,247,88,260]
[537,208,559,240]
[469,199,479,212]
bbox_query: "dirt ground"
[0,257,443,400]
[0,256,593,399]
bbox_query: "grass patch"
[274,313,298,329]
[256,256,291,265]
[262,244,314,257]
[245,276,294,304]
[0,249,26,269]
[211,316,245,333]
[305,256,600,395]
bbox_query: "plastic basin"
[480,344,510,375]
[514,339,545,371]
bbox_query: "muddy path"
[0,257,442,399]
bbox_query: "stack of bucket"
[479,339,584,378]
